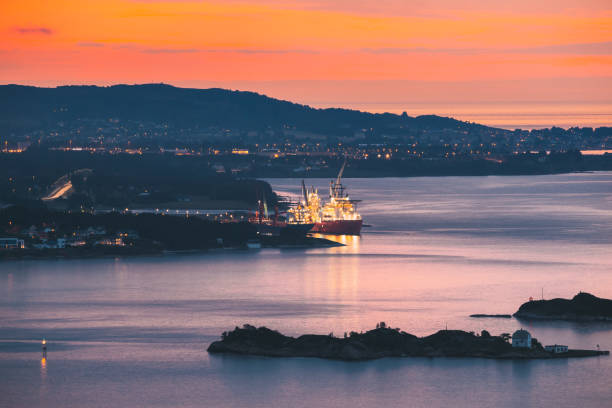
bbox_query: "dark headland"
[0,205,341,261]
[207,324,608,361]
[513,292,612,321]
[2,85,611,178]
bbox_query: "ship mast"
[301,179,309,206]
[335,159,346,187]
[331,159,347,199]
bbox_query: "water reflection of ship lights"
[312,233,361,250]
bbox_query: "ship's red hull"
[311,219,363,235]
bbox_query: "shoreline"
[0,236,343,262]
[261,169,611,179]
[514,314,612,322]
[207,347,609,361]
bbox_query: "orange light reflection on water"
[40,356,47,383]
[311,233,361,254]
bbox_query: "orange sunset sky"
[2,0,611,126]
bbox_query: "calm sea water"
[1,173,612,408]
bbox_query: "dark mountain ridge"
[0,83,493,135]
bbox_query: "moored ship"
[250,199,314,237]
[289,162,363,235]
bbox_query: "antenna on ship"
[262,192,269,219]
[336,159,347,187]
[301,180,309,206]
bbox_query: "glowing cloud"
[0,0,610,126]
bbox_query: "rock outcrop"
[514,292,612,321]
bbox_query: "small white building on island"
[545,344,568,354]
[512,329,532,348]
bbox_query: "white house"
[545,344,568,354]
[512,329,532,348]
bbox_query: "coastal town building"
[512,329,532,348]
[33,238,67,249]
[95,237,125,247]
[545,345,568,354]
[0,237,25,249]
[5,219,134,252]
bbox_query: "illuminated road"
[42,181,72,201]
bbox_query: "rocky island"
[513,292,612,321]
[207,323,608,361]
